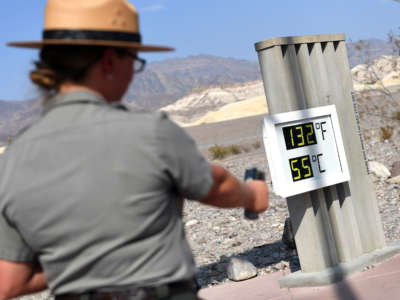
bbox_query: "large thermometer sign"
[262,105,350,198]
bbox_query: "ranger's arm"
[0,259,47,300]
[200,164,269,212]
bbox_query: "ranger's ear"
[100,48,119,77]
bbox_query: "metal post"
[255,34,392,286]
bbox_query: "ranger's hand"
[200,164,269,213]
[244,180,269,214]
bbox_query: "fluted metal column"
[255,34,385,275]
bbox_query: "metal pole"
[255,34,385,276]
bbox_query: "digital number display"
[282,122,317,150]
[289,155,314,182]
[262,105,351,197]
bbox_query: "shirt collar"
[42,90,128,115]
[47,90,108,107]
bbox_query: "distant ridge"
[123,54,261,110]
[0,38,399,144]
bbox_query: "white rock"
[222,239,234,245]
[185,219,198,227]
[227,257,257,281]
[388,176,400,184]
[369,161,391,179]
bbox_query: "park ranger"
[0,1,269,299]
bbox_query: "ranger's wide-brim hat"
[7,0,173,52]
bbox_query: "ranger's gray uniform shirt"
[0,91,213,295]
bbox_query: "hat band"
[43,29,142,43]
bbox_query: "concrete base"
[280,240,400,288]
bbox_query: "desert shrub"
[209,144,250,159]
[209,145,230,159]
[252,141,261,149]
[228,144,242,155]
[381,126,394,141]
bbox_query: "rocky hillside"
[351,55,400,90]
[163,55,400,126]
[123,54,261,110]
[124,39,398,111]
[161,81,265,124]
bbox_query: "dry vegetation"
[208,142,261,160]
[381,126,394,141]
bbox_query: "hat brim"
[7,39,174,52]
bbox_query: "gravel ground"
[19,89,399,299]
[184,152,298,288]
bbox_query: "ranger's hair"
[30,45,128,97]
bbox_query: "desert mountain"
[0,38,399,145]
[163,55,400,126]
[123,54,260,110]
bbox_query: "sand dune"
[181,95,268,127]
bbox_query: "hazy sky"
[0,0,399,101]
